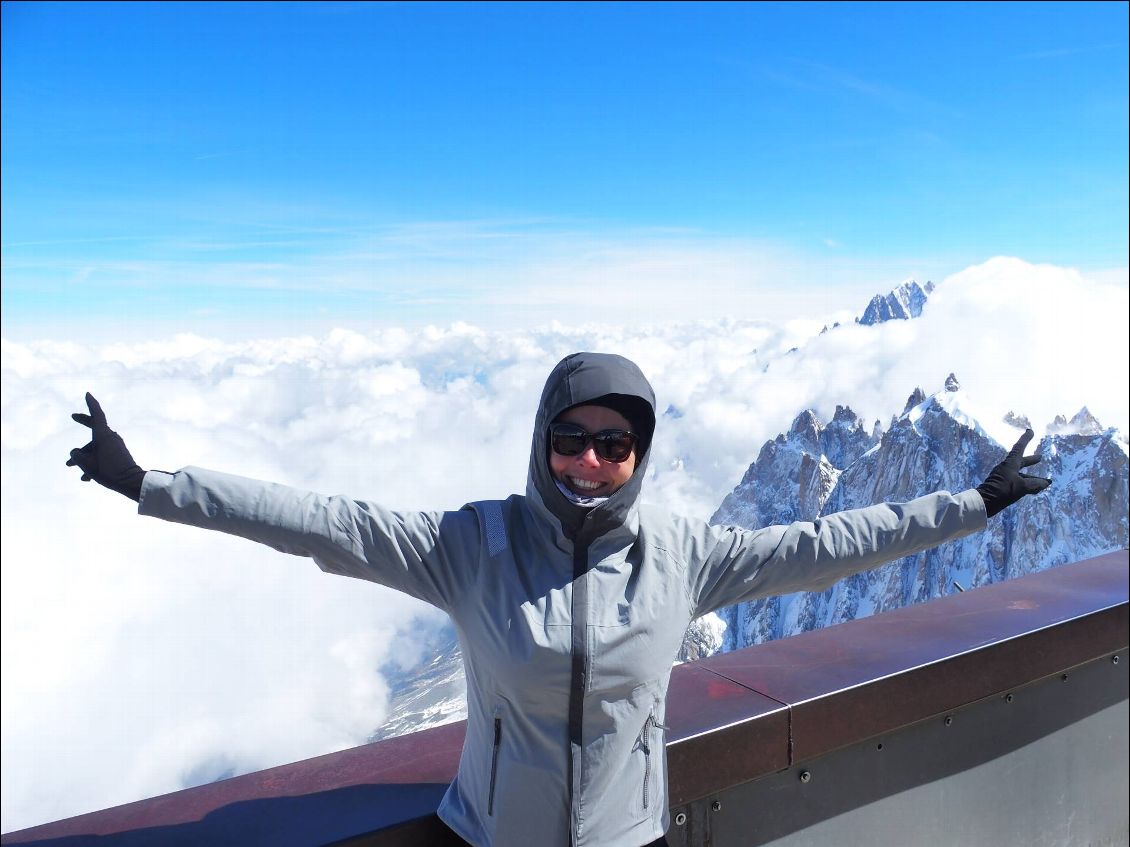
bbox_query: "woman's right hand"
[67,393,147,502]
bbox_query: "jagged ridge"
[704,379,1129,654]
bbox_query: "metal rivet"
[1005,693,1014,703]
[876,742,884,751]
[799,770,812,783]
[1113,655,1121,665]
[712,800,722,812]
[675,812,687,826]
[944,715,953,726]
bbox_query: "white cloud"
[1,256,1127,831]
[2,220,944,342]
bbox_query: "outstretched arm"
[686,430,1053,616]
[687,489,988,616]
[139,467,479,611]
[66,395,480,612]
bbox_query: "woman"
[67,351,1050,847]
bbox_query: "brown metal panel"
[2,721,467,843]
[698,551,1128,763]
[664,663,790,806]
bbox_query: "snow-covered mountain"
[705,375,1129,653]
[368,625,466,743]
[368,370,1128,738]
[857,278,935,325]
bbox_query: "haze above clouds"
[2,256,1127,831]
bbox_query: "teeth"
[569,477,603,491]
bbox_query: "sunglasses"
[549,423,638,463]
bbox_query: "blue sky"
[2,1,1127,338]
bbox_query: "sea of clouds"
[2,256,1128,831]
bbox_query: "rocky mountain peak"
[902,387,926,414]
[1047,407,1104,436]
[1069,407,1103,436]
[944,373,961,392]
[1003,411,1032,430]
[858,278,934,326]
[791,411,818,438]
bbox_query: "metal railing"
[4,550,1127,846]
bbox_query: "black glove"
[976,429,1052,518]
[66,393,147,502]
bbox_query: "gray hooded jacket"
[138,352,987,847]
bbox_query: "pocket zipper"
[488,716,502,816]
[641,715,667,811]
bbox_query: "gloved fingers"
[1005,429,1035,468]
[1019,474,1052,493]
[84,393,109,432]
[72,412,94,428]
[67,445,95,479]
[66,444,93,466]
[1020,453,1043,469]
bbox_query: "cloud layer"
[2,256,1127,831]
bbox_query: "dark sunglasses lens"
[551,426,587,456]
[594,432,635,462]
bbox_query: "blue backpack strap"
[466,499,509,557]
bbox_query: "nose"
[576,446,602,468]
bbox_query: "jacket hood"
[526,352,657,541]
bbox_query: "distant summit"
[1047,407,1104,437]
[857,279,935,325]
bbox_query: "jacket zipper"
[641,714,670,811]
[641,717,652,811]
[567,529,591,846]
[641,718,650,813]
[488,716,502,816]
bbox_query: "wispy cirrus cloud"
[2,217,943,340]
[1014,43,1119,60]
[762,58,964,122]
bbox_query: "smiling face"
[549,404,638,498]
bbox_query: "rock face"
[368,625,466,742]
[702,383,1129,653]
[712,406,877,532]
[857,279,935,325]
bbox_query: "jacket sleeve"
[138,466,480,613]
[685,488,988,617]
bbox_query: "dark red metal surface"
[697,550,1129,763]
[4,550,1126,845]
[2,721,467,844]
[664,663,789,806]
